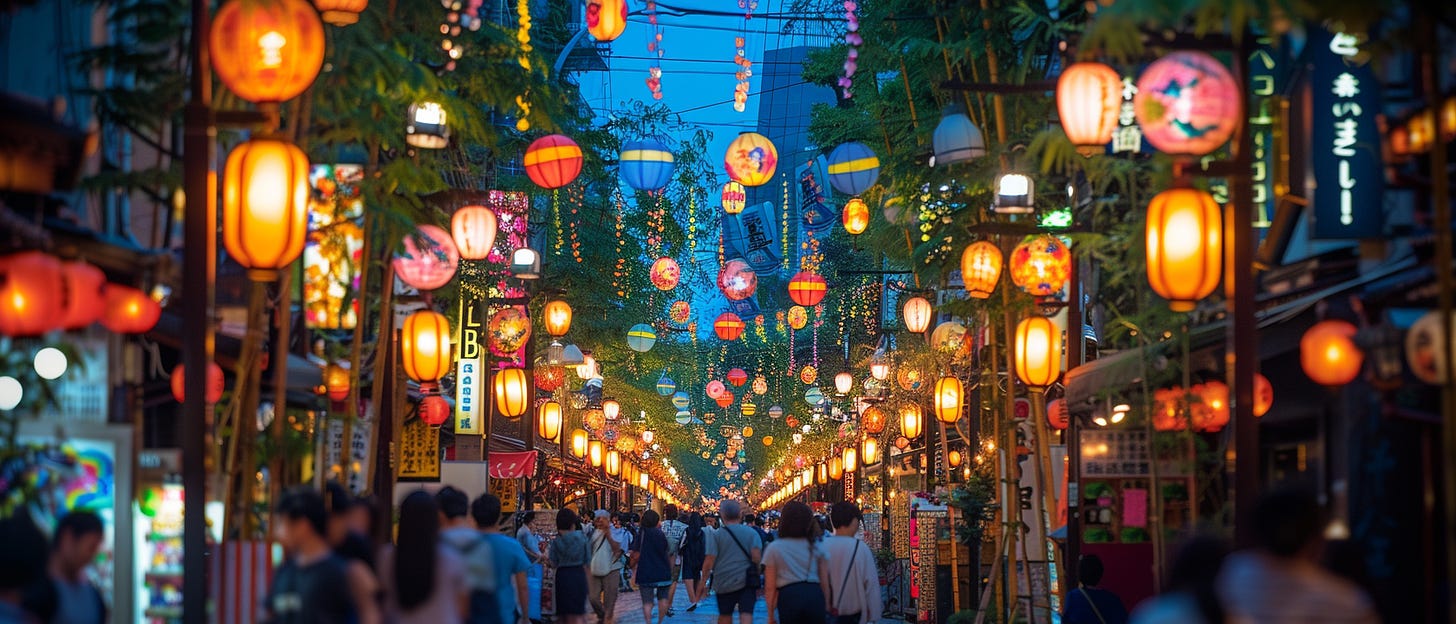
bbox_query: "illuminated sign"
[1308,27,1383,239]
[1111,77,1144,154]
[455,299,484,435]
[1248,40,1286,229]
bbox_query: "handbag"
[834,540,861,613]
[589,532,614,577]
[723,526,763,590]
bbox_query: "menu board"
[396,417,441,481]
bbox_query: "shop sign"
[491,478,518,512]
[455,299,484,435]
[796,156,836,233]
[723,201,782,273]
[397,416,440,481]
[1309,27,1383,238]
[1248,39,1286,229]
[1111,76,1144,154]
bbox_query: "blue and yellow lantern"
[671,391,691,409]
[826,142,880,196]
[621,138,675,191]
[656,373,677,396]
[627,323,657,352]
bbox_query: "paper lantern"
[393,225,459,291]
[899,404,922,439]
[861,405,886,434]
[1057,61,1123,155]
[171,362,226,405]
[932,105,986,165]
[1406,311,1456,385]
[800,365,818,385]
[721,181,747,214]
[627,323,657,352]
[842,198,870,235]
[727,368,748,386]
[58,260,105,330]
[717,260,757,300]
[842,446,858,473]
[869,351,890,381]
[668,300,691,325]
[804,386,825,406]
[768,405,784,419]
[420,395,451,427]
[536,366,566,392]
[1010,235,1072,297]
[538,401,563,440]
[934,376,963,423]
[313,0,366,26]
[834,372,854,394]
[960,240,1002,300]
[826,142,880,196]
[524,134,583,189]
[861,437,880,465]
[642,429,655,444]
[896,367,924,392]
[1146,187,1221,312]
[714,312,745,341]
[494,367,529,418]
[100,285,161,334]
[401,310,451,383]
[671,391,691,409]
[741,401,757,417]
[715,392,734,408]
[1253,373,1273,417]
[649,256,680,291]
[323,363,350,401]
[451,206,497,261]
[706,380,726,399]
[405,102,449,150]
[829,457,844,480]
[621,138,675,191]
[487,307,532,357]
[222,138,310,281]
[1193,381,1230,432]
[931,322,970,357]
[674,409,691,424]
[902,296,932,333]
[543,299,572,337]
[586,0,628,42]
[787,306,808,330]
[724,132,778,186]
[788,271,827,307]
[763,435,775,447]
[602,399,620,421]
[656,374,676,396]
[753,376,768,395]
[571,429,589,458]
[1134,51,1240,158]
[1300,320,1363,387]
[589,440,605,467]
[0,252,62,336]
[1047,398,1069,430]
[209,0,324,104]
[1014,315,1062,388]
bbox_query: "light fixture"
[209,0,324,104]
[1056,61,1123,155]
[948,449,963,468]
[606,450,621,476]
[451,205,497,261]
[870,349,890,381]
[960,241,1002,299]
[932,104,986,165]
[843,446,858,473]
[1014,315,1062,389]
[834,372,854,394]
[0,376,21,411]
[902,296,933,333]
[861,437,879,466]
[589,440,604,467]
[994,173,1034,214]
[1111,403,1130,424]
[222,138,310,281]
[933,376,963,424]
[543,300,573,337]
[401,310,452,384]
[510,247,541,279]
[1146,187,1221,312]
[571,429,589,458]
[33,348,67,381]
[899,404,923,439]
[1301,320,1363,387]
[493,367,529,418]
[537,400,562,441]
[602,399,620,421]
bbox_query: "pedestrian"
[516,511,548,566]
[659,504,688,616]
[2,513,50,623]
[762,501,831,624]
[1129,535,1229,624]
[1217,486,1378,623]
[615,513,637,593]
[823,501,881,624]
[695,500,762,624]
[471,494,533,624]
[265,487,359,623]
[378,491,468,623]
[37,511,107,624]
[679,512,708,613]
[584,510,624,624]
[549,508,591,624]
[629,510,673,624]
[324,484,382,624]
[746,513,773,548]
[435,487,497,624]
[1061,555,1128,624]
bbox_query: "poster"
[722,201,782,273]
[455,299,484,435]
[490,478,518,513]
[325,416,374,492]
[396,417,441,481]
[795,156,836,233]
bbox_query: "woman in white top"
[762,501,832,624]
[378,491,468,624]
[823,502,882,624]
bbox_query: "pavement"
[603,582,765,624]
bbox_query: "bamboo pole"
[269,266,293,508]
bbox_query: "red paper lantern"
[100,284,161,334]
[420,395,451,427]
[58,260,106,330]
[0,251,63,336]
[393,225,459,291]
[714,312,745,341]
[727,368,748,387]
[171,362,226,405]
[536,365,566,392]
[1009,235,1072,298]
[451,206,497,261]
[1047,398,1068,430]
[717,260,757,301]
[1300,320,1363,387]
[586,0,628,42]
[787,271,827,307]
[1253,373,1273,417]
[1134,51,1240,158]
[524,134,583,189]
[1057,61,1123,155]
[1151,387,1187,432]
[715,391,734,408]
[209,0,324,104]
[1192,381,1230,432]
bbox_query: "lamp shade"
[721,181,747,214]
[1014,315,1062,388]
[543,299,572,337]
[606,450,621,476]
[313,0,366,25]
[589,440,605,466]
[171,362,226,405]
[842,446,858,473]
[862,437,880,465]
[494,367,529,418]
[714,312,745,341]
[1134,51,1240,158]
[420,395,451,427]
[788,271,827,307]
[834,372,854,394]
[870,352,890,381]
[934,376,963,423]
[405,101,449,149]
[826,142,880,196]
[1300,320,1363,386]
[1146,187,1221,312]
[571,429,589,458]
[724,132,779,186]
[862,405,886,434]
[817,463,828,484]
[451,205,497,260]
[222,138,310,281]
[620,138,675,191]
[829,457,844,480]
[902,296,932,333]
[586,0,628,41]
[0,252,63,336]
[401,310,451,383]
[961,241,1002,299]
[209,0,324,104]
[932,105,986,165]
[602,399,620,421]
[842,198,870,235]
[899,404,923,439]
[538,400,562,440]
[524,134,583,189]
[1010,235,1072,297]
[100,285,162,334]
[1057,61,1123,155]
[993,173,1034,214]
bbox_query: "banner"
[488,450,539,479]
[397,416,441,481]
[1307,27,1383,239]
[723,201,782,273]
[455,299,484,435]
[796,156,836,233]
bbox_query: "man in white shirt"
[585,509,625,624]
[823,502,881,624]
[659,504,689,616]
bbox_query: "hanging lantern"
[826,142,881,196]
[741,425,753,437]
[862,405,886,434]
[620,138,675,191]
[627,324,657,352]
[1253,373,1274,417]
[727,368,748,386]
[861,437,880,466]
[717,260,757,300]
[902,296,933,333]
[0,252,62,337]
[100,285,162,334]
[1009,235,1072,297]
[524,134,583,189]
[1146,187,1221,312]
[538,401,562,441]
[763,435,774,447]
[1014,315,1062,389]
[1301,320,1363,387]
[960,241,1002,299]
[668,300,691,326]
[1405,311,1456,385]
[650,257,681,291]
[171,361,226,405]
[768,405,784,419]
[752,375,768,395]
[706,380,726,399]
[58,260,105,330]
[222,138,310,281]
[993,173,1035,214]
[656,374,676,396]
[494,367,529,418]
[393,225,460,291]
[312,0,366,26]
[721,181,747,215]
[787,271,827,306]
[405,102,449,149]
[948,449,964,468]
[741,401,757,417]
[420,395,451,427]
[543,300,572,337]
[1057,61,1123,155]
[586,0,628,41]
[842,198,870,235]
[394,307,453,383]
[451,205,497,261]
[602,399,620,421]
[932,104,986,165]
[829,457,844,480]
[605,450,621,476]
[899,404,923,439]
[510,247,541,279]
[834,372,854,394]
[843,446,858,473]
[1193,381,1230,432]
[642,429,655,444]
[1047,398,1069,430]
[787,306,809,330]
[638,472,650,489]
[869,351,890,381]
[933,376,963,424]
[715,392,734,408]
[1134,51,1240,158]
[209,0,324,104]
[487,307,532,357]
[800,365,818,385]
[714,312,745,341]
[571,428,589,458]
[817,463,829,484]
[803,387,825,406]
[723,132,779,186]
[536,366,566,392]
[323,363,350,401]
[589,440,605,467]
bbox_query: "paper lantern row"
[0,252,160,337]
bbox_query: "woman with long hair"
[762,501,832,624]
[379,490,468,623]
[629,510,673,624]
[549,508,591,624]
[678,512,708,612]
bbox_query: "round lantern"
[897,367,924,391]
[715,392,734,408]
[487,307,532,356]
[714,312,745,341]
[586,0,628,41]
[768,405,784,419]
[834,372,854,394]
[100,285,162,334]
[524,134,583,189]
[1134,51,1240,157]
[222,138,310,281]
[706,380,726,399]
[405,101,449,150]
[313,0,366,26]
[419,395,451,427]
[1193,380,1230,432]
[788,271,827,307]
[642,429,655,444]
[674,410,691,424]
[602,399,620,421]
[401,310,451,383]
[727,368,748,387]
[1047,398,1069,430]
[717,260,757,301]
[902,296,932,333]
[1014,315,1062,388]
[931,321,970,357]
[656,374,676,396]
[323,363,350,401]
[536,366,566,392]
[763,435,775,447]
[899,404,923,439]
[1010,235,1072,297]
[723,132,779,186]
[933,376,963,424]
[961,241,1002,299]
[1406,311,1456,385]
[571,429,589,458]
[787,306,809,330]
[671,391,691,409]
[862,405,886,434]
[171,362,226,404]
[1253,373,1274,417]
[494,367,529,418]
[538,401,563,441]
[826,142,881,196]
[1146,187,1221,312]
[392,225,460,291]
[932,105,986,165]
[450,205,497,261]
[627,323,657,352]
[650,257,681,291]
[894,436,910,450]
[0,252,63,336]
[1057,61,1123,155]
[1300,320,1363,386]
[620,138,675,191]
[721,181,747,215]
[668,300,691,325]
[741,401,757,417]
[209,0,324,104]
[58,260,105,330]
[800,365,818,385]
[842,198,870,235]
[753,376,768,395]
[543,299,572,337]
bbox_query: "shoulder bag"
[589,532,614,577]
[833,540,861,613]
[724,526,763,590]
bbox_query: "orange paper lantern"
[323,363,350,402]
[586,0,628,42]
[1010,235,1072,298]
[1013,315,1062,388]
[401,310,451,383]
[0,251,63,336]
[714,312,745,341]
[723,132,778,186]
[1057,61,1123,155]
[209,0,324,104]
[100,285,161,334]
[1146,187,1221,312]
[842,198,869,235]
[1300,320,1363,386]
[1253,373,1273,417]
[222,138,310,281]
[861,405,886,434]
[451,205,497,261]
[961,241,1002,299]
[420,395,451,427]
[788,271,827,307]
[524,134,582,189]
[58,260,106,330]
[312,0,367,25]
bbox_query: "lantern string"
[838,0,860,99]
[569,185,584,263]
[614,191,627,302]
[646,1,664,100]
[552,188,562,256]
[781,176,790,271]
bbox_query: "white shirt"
[823,534,881,623]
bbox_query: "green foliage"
[948,464,998,546]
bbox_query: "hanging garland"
[646,1,664,99]
[438,0,482,71]
[514,0,532,129]
[781,176,790,270]
[838,1,860,98]
[552,188,563,255]
[569,185,584,263]
[614,191,627,300]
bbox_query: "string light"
[838,1,860,98]
[646,1,664,99]
[514,0,532,129]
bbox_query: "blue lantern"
[656,373,677,396]
[675,409,692,425]
[768,405,784,419]
[627,323,657,352]
[826,142,880,196]
[804,387,825,406]
[671,391,691,409]
[620,138,675,191]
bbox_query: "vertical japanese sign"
[455,299,484,435]
[1309,28,1383,238]
[325,416,374,491]
[397,415,441,481]
[1111,76,1144,154]
[1249,39,1285,229]
[724,201,781,273]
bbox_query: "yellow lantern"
[842,446,858,473]
[1146,187,1222,312]
[902,296,932,333]
[401,310,451,384]
[961,241,1002,299]
[1014,316,1062,388]
[537,400,562,441]
[571,429,589,458]
[209,0,324,104]
[312,0,367,26]
[606,450,621,476]
[222,138,310,281]
[1009,235,1072,297]
[543,299,573,337]
[817,463,828,485]
[861,437,880,466]
[899,404,923,439]
[586,0,628,42]
[589,440,605,467]
[494,367,529,418]
[1057,61,1123,155]
[638,472,649,489]
[933,376,963,424]
[948,449,963,467]
[829,457,844,480]
[842,198,869,235]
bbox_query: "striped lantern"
[727,368,748,386]
[671,391,691,409]
[826,142,880,195]
[715,391,734,408]
[741,401,757,416]
[787,271,827,307]
[721,181,747,214]
[1057,62,1123,156]
[714,312,745,341]
[620,138,675,191]
[524,134,583,189]
[627,323,657,352]
[450,205,497,260]
[656,374,676,396]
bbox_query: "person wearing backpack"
[435,487,499,624]
[695,500,762,624]
[762,502,831,624]
[658,505,689,616]
[823,502,881,624]
[472,494,533,624]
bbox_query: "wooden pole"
[269,265,293,508]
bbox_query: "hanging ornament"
[621,138,675,191]
[727,368,748,387]
[644,1,665,99]
[837,1,860,99]
[650,256,681,291]
[536,366,566,392]
[752,376,768,395]
[721,181,747,214]
[714,312,745,341]
[804,386,825,406]
[723,132,778,186]
[800,365,818,385]
[668,300,691,325]
[1134,51,1240,158]
[671,391,691,409]
[717,260,758,300]
[706,380,727,399]
[393,225,460,291]
[656,374,677,396]
[896,366,924,391]
[1009,235,1072,297]
[787,306,808,330]
[586,0,627,42]
[487,307,532,356]
[787,271,828,306]
[627,323,657,352]
[524,135,583,189]
[826,141,878,195]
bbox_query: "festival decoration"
[209,0,324,104]
[834,372,853,394]
[721,181,747,215]
[800,365,818,385]
[1146,187,1221,311]
[223,138,310,281]
[804,387,825,406]
[323,363,350,401]
[171,362,226,405]
[487,307,532,356]
[54,260,103,331]
[934,376,963,423]
[1057,61,1123,155]
[727,368,748,387]
[932,104,986,165]
[842,198,869,235]
[586,0,627,41]
[100,285,162,334]
[752,376,768,395]
[513,0,532,127]
[1134,51,1241,157]
[717,260,757,300]
[1009,235,1072,297]
[741,401,757,417]
[1047,398,1069,430]
[671,391,691,409]
[313,0,366,26]
[768,405,784,419]
[787,306,809,330]
[393,225,460,291]
[961,240,1002,299]
[826,142,879,196]
[451,205,497,261]
[620,138,675,191]
[405,102,449,149]
[1254,373,1274,417]
[524,134,583,189]
[1301,320,1363,386]
[930,321,970,357]
[1191,381,1230,432]
[420,395,451,427]
[788,271,827,307]
[401,310,451,383]
[724,132,778,186]
[0,252,62,336]
[896,367,924,392]
[714,312,745,341]
[650,257,681,291]
[536,366,566,392]
[1014,315,1062,388]
[543,300,572,337]
[627,324,657,352]
[668,300,691,325]
[901,296,932,333]
[993,173,1034,214]
[899,404,923,438]
[861,405,885,434]
[656,374,676,396]
[715,391,735,408]
[837,1,861,97]
[706,380,727,399]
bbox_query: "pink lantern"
[706,380,726,399]
[727,368,748,386]
[717,259,757,301]
[393,225,459,290]
[651,257,681,291]
[1134,51,1241,158]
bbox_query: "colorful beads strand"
[838,1,860,98]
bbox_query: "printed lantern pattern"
[536,366,566,392]
[787,271,827,307]
[620,138,675,191]
[714,312,745,340]
[586,0,627,41]
[668,300,691,325]
[724,132,778,186]
[393,225,460,291]
[650,257,681,291]
[1010,235,1071,297]
[524,134,583,189]
[487,307,531,356]
[1134,51,1241,158]
[717,260,757,300]
[721,181,747,214]
[826,142,880,196]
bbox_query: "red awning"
[489,451,538,479]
